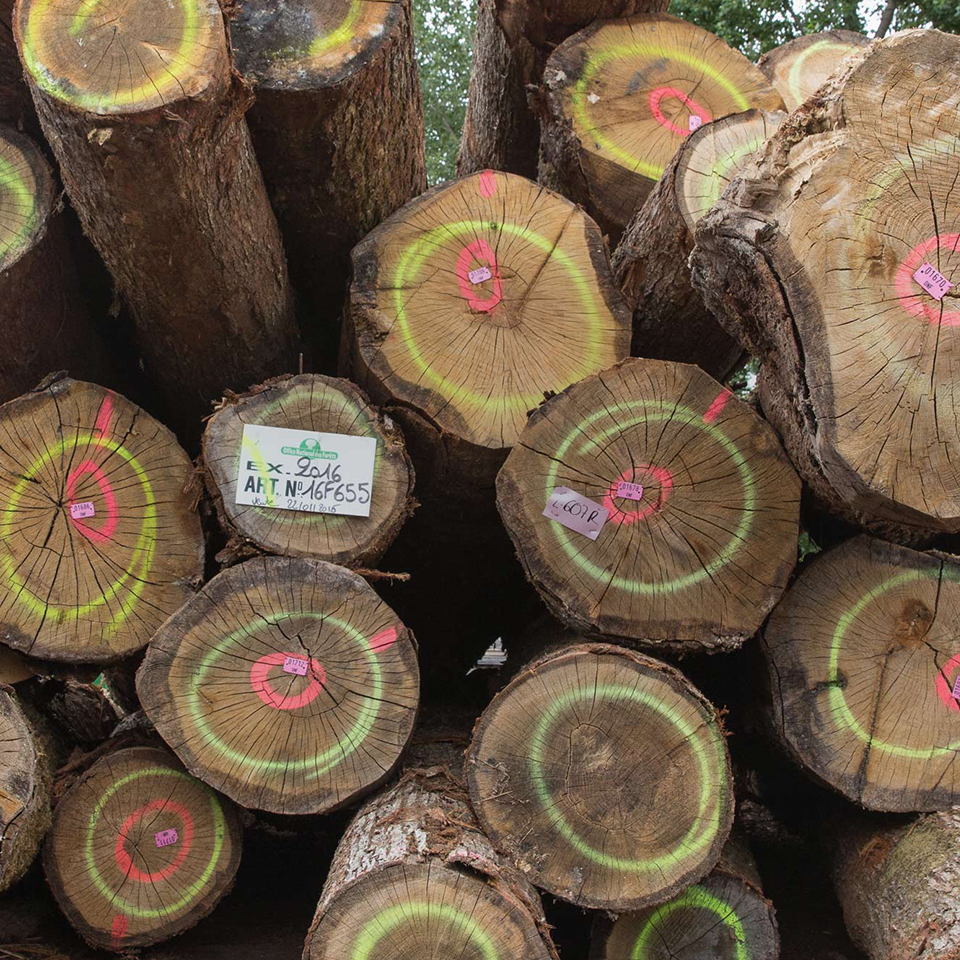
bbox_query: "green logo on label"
[281,438,338,460]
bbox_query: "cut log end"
[540,13,783,243]
[759,30,870,111]
[138,556,419,815]
[0,378,204,663]
[497,358,800,650]
[15,0,226,114]
[0,124,54,272]
[232,0,399,86]
[202,374,415,566]
[43,745,242,952]
[764,535,960,812]
[466,643,734,910]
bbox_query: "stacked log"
[231,0,426,357]
[457,0,670,180]
[691,29,960,541]
[14,0,300,438]
[539,13,784,245]
[613,108,786,379]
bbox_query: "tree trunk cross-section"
[758,30,869,112]
[138,556,420,816]
[691,30,960,540]
[202,374,415,567]
[14,0,299,439]
[763,535,960,812]
[833,808,960,960]
[467,642,733,911]
[497,358,801,651]
[613,108,785,380]
[303,745,560,960]
[43,745,242,952]
[0,687,53,893]
[590,833,779,960]
[457,0,669,181]
[232,0,426,358]
[343,169,631,502]
[0,378,204,663]
[539,14,784,245]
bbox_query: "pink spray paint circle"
[895,234,960,326]
[603,465,675,525]
[649,87,712,138]
[250,652,327,711]
[935,652,960,713]
[65,460,119,543]
[456,238,503,313]
[114,799,194,883]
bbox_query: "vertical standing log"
[14,0,300,438]
[539,14,784,245]
[457,0,669,180]
[612,108,785,379]
[0,124,106,401]
[231,0,426,359]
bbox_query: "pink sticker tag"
[154,828,178,848]
[543,487,608,541]
[616,480,644,501]
[689,115,703,131]
[283,656,309,676]
[70,501,96,519]
[914,262,952,300]
[468,266,492,285]
[953,674,960,700]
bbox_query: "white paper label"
[236,424,376,517]
[543,487,608,540]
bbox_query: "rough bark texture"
[15,0,299,441]
[833,808,960,960]
[690,30,960,543]
[613,109,784,380]
[232,0,426,364]
[0,125,106,401]
[457,0,668,180]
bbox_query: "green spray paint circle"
[187,612,384,779]
[351,901,498,960]
[827,567,960,760]
[630,884,748,959]
[0,432,157,639]
[528,683,726,871]
[0,152,38,264]
[544,402,755,594]
[308,1,362,58]
[683,135,766,221]
[84,766,226,919]
[390,219,605,414]
[786,39,854,107]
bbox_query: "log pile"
[3,6,960,960]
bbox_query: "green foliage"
[798,530,823,562]
[413,0,476,185]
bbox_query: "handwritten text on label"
[543,487,608,541]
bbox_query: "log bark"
[457,0,669,180]
[466,640,734,910]
[497,357,801,652]
[591,832,779,959]
[138,555,420,815]
[43,745,243,952]
[612,109,785,380]
[690,29,960,542]
[14,0,299,440]
[539,13,783,245]
[758,30,869,111]
[303,740,560,960]
[0,0,32,126]
[201,374,415,567]
[231,0,426,361]
[0,377,204,664]
[0,686,53,893]
[833,808,960,960]
[0,124,106,401]
[762,534,960,812]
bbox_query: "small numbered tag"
[543,487,608,541]
[914,262,952,300]
[689,115,703,131]
[952,674,960,700]
[154,829,179,848]
[468,266,492,284]
[616,481,644,501]
[70,502,95,519]
[283,656,309,676]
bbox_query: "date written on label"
[155,829,179,848]
[236,424,377,517]
[543,487,608,541]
